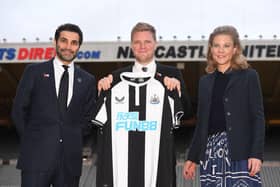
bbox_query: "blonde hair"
[206,25,249,73]
[131,22,157,41]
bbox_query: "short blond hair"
[130,22,157,41]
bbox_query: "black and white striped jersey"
[93,72,184,187]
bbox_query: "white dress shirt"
[53,57,74,106]
[132,59,156,75]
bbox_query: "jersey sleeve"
[167,90,184,129]
[92,91,108,127]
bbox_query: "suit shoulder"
[199,73,211,82]
[23,60,51,72]
[238,68,258,79]
[246,68,258,75]
[111,66,133,84]
[157,63,179,72]
[245,68,260,82]
[156,63,181,79]
[112,65,132,74]
[75,66,96,80]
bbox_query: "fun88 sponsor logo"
[115,112,157,131]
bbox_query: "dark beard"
[56,47,77,63]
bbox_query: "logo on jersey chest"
[150,94,160,104]
[115,96,125,104]
[114,94,160,105]
[115,112,158,131]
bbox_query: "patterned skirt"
[199,131,262,187]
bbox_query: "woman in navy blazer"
[183,26,265,187]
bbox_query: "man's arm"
[175,70,193,119]
[11,65,35,137]
[163,77,181,96]
[161,67,193,119]
[97,74,113,94]
[82,76,97,136]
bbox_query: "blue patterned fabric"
[199,132,262,187]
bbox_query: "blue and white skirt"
[199,131,262,187]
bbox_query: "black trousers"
[21,147,80,187]
[21,169,80,187]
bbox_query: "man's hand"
[97,74,113,94]
[248,158,262,176]
[183,160,196,180]
[163,76,181,96]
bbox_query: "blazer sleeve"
[186,77,205,163]
[11,64,35,137]
[82,75,97,136]
[92,90,109,128]
[174,69,193,119]
[248,70,265,160]
[159,65,193,120]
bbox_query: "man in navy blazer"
[12,23,96,187]
[98,22,192,120]
[96,22,192,187]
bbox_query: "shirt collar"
[133,59,156,73]
[54,56,74,71]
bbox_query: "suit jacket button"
[226,112,231,116]
[59,139,63,143]
[228,127,232,131]
[224,98,228,102]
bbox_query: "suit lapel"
[44,60,58,102]
[43,60,60,115]
[155,63,161,74]
[224,70,242,94]
[128,65,133,72]
[155,63,165,77]
[203,73,215,131]
[67,66,83,110]
[206,72,216,103]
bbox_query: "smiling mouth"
[62,50,73,56]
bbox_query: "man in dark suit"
[96,22,192,187]
[12,23,96,187]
